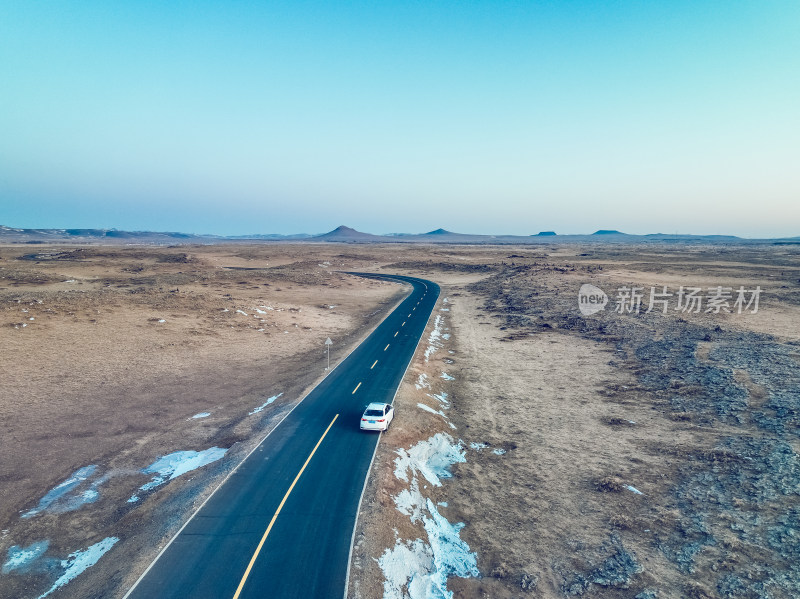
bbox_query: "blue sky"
[2,1,799,237]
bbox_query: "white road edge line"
[122,278,414,599]
[343,279,440,599]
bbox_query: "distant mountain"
[592,230,627,235]
[311,225,489,243]
[0,225,206,242]
[1,224,792,245]
[312,225,388,242]
[410,229,495,243]
[380,228,483,242]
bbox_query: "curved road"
[124,273,439,599]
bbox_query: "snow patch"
[440,372,454,381]
[424,315,444,362]
[415,373,430,390]
[133,448,227,496]
[417,403,447,419]
[394,434,465,487]
[492,449,506,455]
[416,404,454,429]
[37,537,118,599]
[2,540,49,574]
[429,392,449,408]
[236,309,248,316]
[423,499,479,583]
[393,479,426,523]
[469,442,488,451]
[81,489,99,502]
[624,485,644,495]
[378,537,433,599]
[249,393,283,415]
[191,412,211,419]
[379,501,478,599]
[22,466,103,518]
[138,476,165,492]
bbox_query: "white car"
[360,402,394,431]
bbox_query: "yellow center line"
[394,331,398,337]
[232,414,338,599]
[408,313,411,318]
[402,321,406,326]
[413,307,416,310]
[371,360,378,369]
[384,344,390,351]
[352,382,361,394]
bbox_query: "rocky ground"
[349,243,800,599]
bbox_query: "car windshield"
[365,409,383,417]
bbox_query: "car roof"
[365,402,390,410]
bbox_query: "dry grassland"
[0,243,405,598]
[2,241,799,599]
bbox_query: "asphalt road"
[124,273,439,599]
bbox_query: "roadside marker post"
[325,337,333,370]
